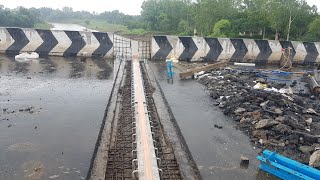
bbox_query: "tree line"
[0,5,41,28]
[141,0,320,41]
[0,0,320,41]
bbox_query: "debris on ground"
[2,106,40,115]
[22,160,44,179]
[240,155,249,164]
[49,175,60,179]
[197,68,320,168]
[15,52,39,61]
[179,61,227,79]
[214,124,223,129]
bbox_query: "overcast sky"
[0,0,319,15]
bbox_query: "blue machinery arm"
[166,60,174,81]
[257,150,320,180]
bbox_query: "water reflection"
[0,54,114,180]
[0,55,113,80]
[92,58,113,80]
[40,58,57,74]
[68,57,85,79]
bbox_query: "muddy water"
[149,60,277,180]
[0,55,113,179]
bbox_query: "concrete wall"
[151,36,320,64]
[0,27,114,58]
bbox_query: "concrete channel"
[88,57,201,179]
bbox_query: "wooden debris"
[179,62,227,79]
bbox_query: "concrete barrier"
[0,27,113,58]
[2,29,318,64]
[151,36,320,64]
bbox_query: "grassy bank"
[43,18,151,35]
[79,20,128,32]
[34,22,53,29]
[80,20,149,35]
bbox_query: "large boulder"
[298,146,314,154]
[234,107,246,114]
[309,150,320,167]
[255,119,279,129]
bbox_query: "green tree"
[210,19,231,37]
[267,0,316,40]
[194,0,241,36]
[178,20,192,35]
[141,0,192,32]
[0,1,318,41]
[158,12,170,31]
[239,0,269,39]
[304,17,320,41]
[0,6,42,28]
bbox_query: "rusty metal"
[105,62,135,179]
[138,40,151,60]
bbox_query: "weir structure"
[2,27,319,65]
[131,58,161,179]
[87,36,199,180]
[0,27,200,179]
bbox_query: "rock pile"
[197,69,320,168]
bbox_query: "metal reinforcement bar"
[131,58,161,180]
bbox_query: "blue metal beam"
[257,150,320,180]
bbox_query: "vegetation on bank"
[0,0,320,41]
[33,22,53,29]
[0,5,41,28]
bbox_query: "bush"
[210,19,231,38]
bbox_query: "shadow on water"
[92,58,113,80]
[40,58,57,74]
[68,57,85,79]
[14,62,30,74]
